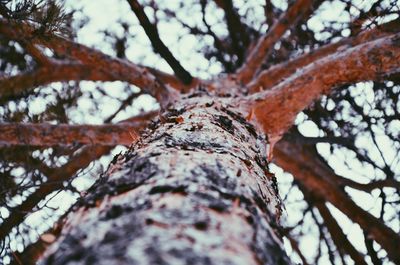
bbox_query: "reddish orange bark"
[248,33,400,141]
[236,0,319,84]
[0,123,139,147]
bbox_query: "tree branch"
[214,0,250,65]
[248,33,400,140]
[0,111,155,243]
[306,193,368,264]
[236,0,319,83]
[20,42,52,66]
[127,0,193,84]
[247,19,400,93]
[0,18,192,104]
[0,145,111,243]
[0,63,116,100]
[336,177,400,193]
[264,0,279,28]
[281,230,310,265]
[0,122,144,147]
[273,135,400,264]
[0,149,53,177]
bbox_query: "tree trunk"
[39,93,291,265]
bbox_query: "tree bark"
[39,93,291,264]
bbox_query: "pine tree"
[0,0,399,264]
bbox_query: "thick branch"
[0,112,154,243]
[127,0,193,84]
[248,19,400,93]
[236,0,318,83]
[20,42,52,66]
[0,63,117,100]
[0,122,142,147]
[249,33,400,140]
[0,18,190,102]
[273,135,400,264]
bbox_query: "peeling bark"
[39,94,290,265]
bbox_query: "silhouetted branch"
[0,144,112,243]
[274,135,400,264]
[127,0,193,84]
[313,199,368,264]
[281,230,310,265]
[337,177,400,192]
[264,0,279,27]
[214,0,250,65]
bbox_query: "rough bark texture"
[39,93,290,265]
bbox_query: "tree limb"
[214,0,250,65]
[0,111,155,243]
[248,33,400,141]
[0,122,144,147]
[20,42,52,66]
[281,230,310,265]
[0,145,111,243]
[247,19,400,93]
[127,0,193,84]
[273,135,400,264]
[236,0,319,84]
[0,18,191,103]
[336,177,400,193]
[306,192,368,265]
[0,63,116,100]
